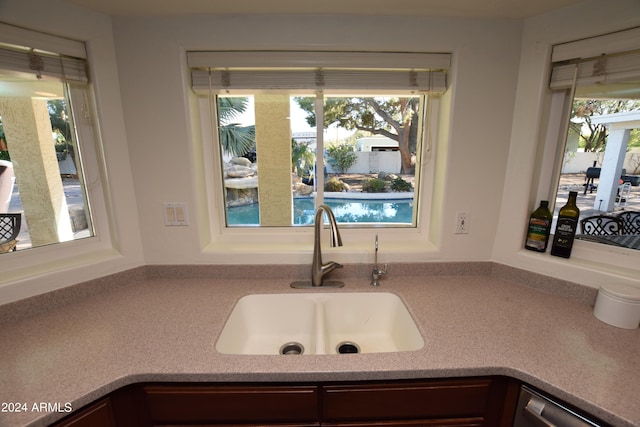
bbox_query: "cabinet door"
[321,377,516,427]
[323,420,483,427]
[143,384,319,425]
[52,398,115,427]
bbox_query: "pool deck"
[297,191,414,200]
[555,173,640,217]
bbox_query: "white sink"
[215,292,424,355]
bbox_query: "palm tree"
[217,97,255,157]
[291,138,314,176]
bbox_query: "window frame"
[540,91,640,263]
[0,25,117,294]
[534,29,640,272]
[1,82,117,279]
[188,50,449,262]
[213,91,427,229]
[197,94,442,262]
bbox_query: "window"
[188,51,449,229]
[215,93,425,227]
[0,24,96,253]
[546,27,640,251]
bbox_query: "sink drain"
[279,342,304,355]
[336,341,360,354]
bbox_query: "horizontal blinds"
[188,51,450,94]
[550,49,640,90]
[0,46,88,83]
[191,69,447,94]
[549,27,640,91]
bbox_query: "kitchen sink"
[215,292,424,355]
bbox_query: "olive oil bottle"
[525,200,552,252]
[550,191,580,258]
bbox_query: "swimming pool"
[226,197,414,225]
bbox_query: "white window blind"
[549,27,640,91]
[0,23,88,83]
[0,45,88,83]
[188,51,450,94]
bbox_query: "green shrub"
[362,177,387,193]
[326,144,357,173]
[391,176,412,192]
[325,177,347,192]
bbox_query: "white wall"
[493,0,640,288]
[561,152,640,174]
[0,0,145,303]
[3,0,639,302]
[325,151,401,174]
[111,14,521,264]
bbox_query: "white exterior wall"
[562,151,640,174]
[326,151,402,174]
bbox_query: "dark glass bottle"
[550,191,580,258]
[525,200,552,252]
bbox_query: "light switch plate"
[164,203,189,226]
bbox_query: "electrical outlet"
[455,211,469,234]
[164,203,189,226]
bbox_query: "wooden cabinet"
[321,377,518,427]
[143,384,319,426]
[52,386,150,427]
[52,398,116,427]
[140,377,518,427]
[51,377,519,427]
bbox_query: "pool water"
[227,197,414,225]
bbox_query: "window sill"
[508,242,640,290]
[203,228,439,264]
[0,238,138,305]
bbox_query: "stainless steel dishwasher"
[513,385,605,427]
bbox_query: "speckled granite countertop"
[0,263,638,427]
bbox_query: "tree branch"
[365,99,401,132]
[353,124,397,141]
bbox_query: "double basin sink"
[215,292,424,355]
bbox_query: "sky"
[232,96,352,142]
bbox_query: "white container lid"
[594,283,640,329]
[599,283,640,302]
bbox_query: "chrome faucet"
[291,204,344,288]
[370,234,387,286]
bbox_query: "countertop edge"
[2,262,635,427]
[21,365,626,427]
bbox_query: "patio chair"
[0,213,21,252]
[616,211,640,235]
[580,215,622,236]
[616,182,632,209]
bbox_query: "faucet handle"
[377,263,388,275]
[371,264,387,287]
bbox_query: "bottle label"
[526,218,550,250]
[553,217,578,248]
